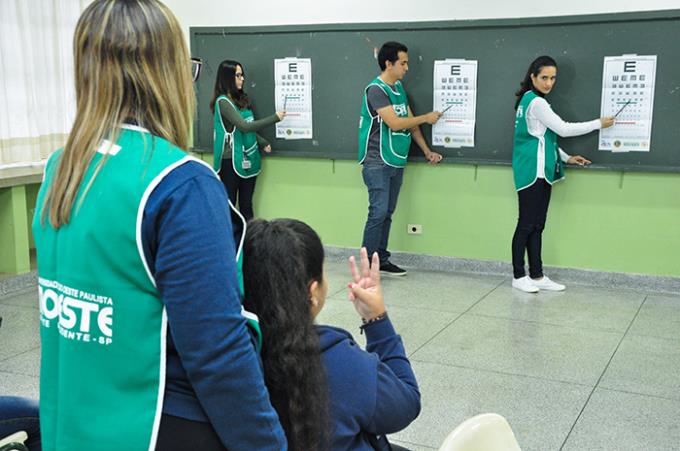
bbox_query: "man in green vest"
[358,41,443,275]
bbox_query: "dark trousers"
[389,443,412,450]
[361,164,404,264]
[0,396,40,451]
[511,179,552,279]
[219,158,257,245]
[156,414,226,451]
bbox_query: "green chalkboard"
[191,10,680,172]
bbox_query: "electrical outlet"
[407,224,422,235]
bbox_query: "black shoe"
[379,262,407,276]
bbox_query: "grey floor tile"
[411,314,622,385]
[389,361,591,451]
[0,347,40,377]
[378,271,505,313]
[628,294,680,340]
[562,388,680,451]
[599,334,680,400]
[316,298,459,355]
[324,260,353,298]
[0,288,38,309]
[3,264,679,451]
[0,304,40,361]
[0,371,40,398]
[471,284,644,333]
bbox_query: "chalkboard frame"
[191,9,680,173]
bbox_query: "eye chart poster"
[274,58,313,139]
[599,55,657,152]
[432,59,478,148]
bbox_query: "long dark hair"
[210,59,251,112]
[243,218,329,451]
[514,55,557,110]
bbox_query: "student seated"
[242,218,420,450]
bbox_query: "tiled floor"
[2,261,680,450]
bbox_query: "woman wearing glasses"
[32,1,286,449]
[211,60,286,237]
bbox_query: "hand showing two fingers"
[347,247,386,321]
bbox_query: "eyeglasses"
[191,57,203,82]
[235,73,245,79]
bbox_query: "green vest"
[211,98,264,349]
[358,78,412,168]
[213,95,261,178]
[512,91,564,191]
[211,97,263,349]
[33,125,187,450]
[33,125,261,450]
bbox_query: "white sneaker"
[512,276,539,293]
[531,276,566,291]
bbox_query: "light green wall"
[25,184,39,249]
[0,186,31,274]
[5,155,679,277]
[228,156,679,277]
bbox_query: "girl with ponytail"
[243,219,420,450]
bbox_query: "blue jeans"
[0,396,41,450]
[361,163,404,264]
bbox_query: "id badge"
[242,159,251,170]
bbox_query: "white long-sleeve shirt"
[525,96,601,179]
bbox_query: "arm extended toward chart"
[376,105,441,131]
[218,100,282,133]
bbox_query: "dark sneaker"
[380,262,407,276]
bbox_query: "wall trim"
[0,271,37,298]
[325,246,680,295]
[3,250,677,298]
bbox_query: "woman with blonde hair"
[32,1,286,449]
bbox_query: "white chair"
[438,413,521,451]
[0,431,29,451]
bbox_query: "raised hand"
[347,248,386,321]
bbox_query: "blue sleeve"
[364,316,421,434]
[0,396,40,448]
[142,161,287,450]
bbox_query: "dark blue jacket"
[142,160,286,450]
[317,316,421,450]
